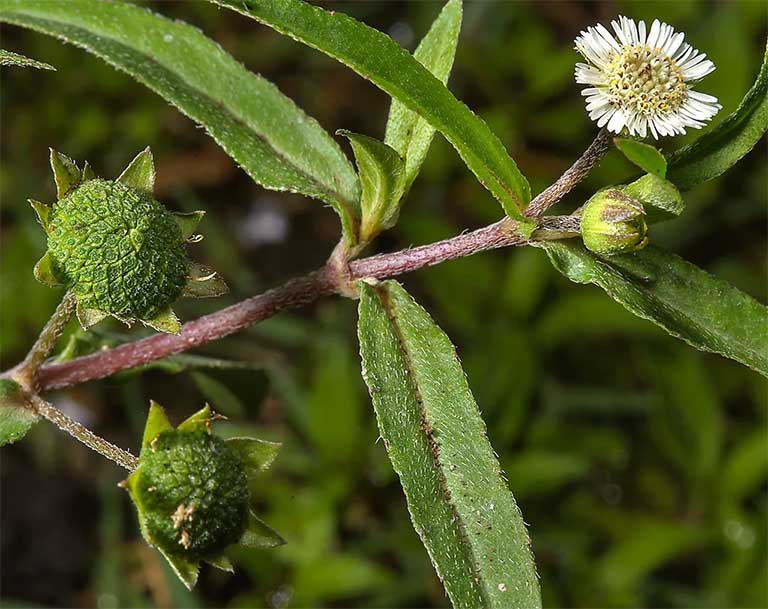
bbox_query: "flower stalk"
[27,393,138,471]
[14,290,76,391]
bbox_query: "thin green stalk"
[28,393,138,471]
[15,291,76,390]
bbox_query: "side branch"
[15,291,76,390]
[36,224,527,391]
[30,132,610,392]
[36,268,338,391]
[29,394,138,471]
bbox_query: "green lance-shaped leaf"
[213,0,534,229]
[339,131,407,243]
[358,281,541,609]
[0,47,54,70]
[543,242,768,377]
[623,174,683,224]
[667,42,768,190]
[0,0,361,243]
[385,0,462,192]
[614,138,667,178]
[0,379,38,446]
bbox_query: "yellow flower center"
[605,45,687,116]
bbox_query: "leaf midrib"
[608,262,767,371]
[376,284,492,608]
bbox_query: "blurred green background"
[1,1,766,607]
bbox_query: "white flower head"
[575,16,721,139]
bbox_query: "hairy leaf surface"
[0,47,54,69]
[0,0,361,240]
[358,280,541,609]
[214,0,533,225]
[544,242,768,376]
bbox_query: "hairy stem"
[21,132,610,393]
[523,128,611,218]
[15,291,76,391]
[28,393,138,471]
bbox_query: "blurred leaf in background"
[0,1,765,608]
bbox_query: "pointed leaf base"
[226,437,281,479]
[182,263,228,298]
[81,161,96,182]
[34,252,63,287]
[174,211,206,240]
[143,307,181,335]
[29,199,51,233]
[239,511,285,549]
[158,548,200,591]
[117,147,155,192]
[49,149,81,198]
[206,555,234,573]
[141,401,173,453]
[177,404,213,433]
[76,303,108,330]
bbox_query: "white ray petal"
[647,19,661,48]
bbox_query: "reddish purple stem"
[36,221,525,390]
[28,131,609,392]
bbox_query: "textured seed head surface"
[135,430,249,560]
[47,179,188,319]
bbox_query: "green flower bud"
[31,148,228,334]
[580,189,649,255]
[124,402,284,589]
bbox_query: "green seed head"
[580,189,649,255]
[32,149,228,334]
[123,402,284,589]
[133,429,249,561]
[47,179,189,320]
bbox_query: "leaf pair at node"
[123,402,284,589]
[31,148,228,334]
[340,131,408,250]
[333,0,465,253]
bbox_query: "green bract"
[123,402,284,589]
[580,189,649,256]
[32,148,228,334]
